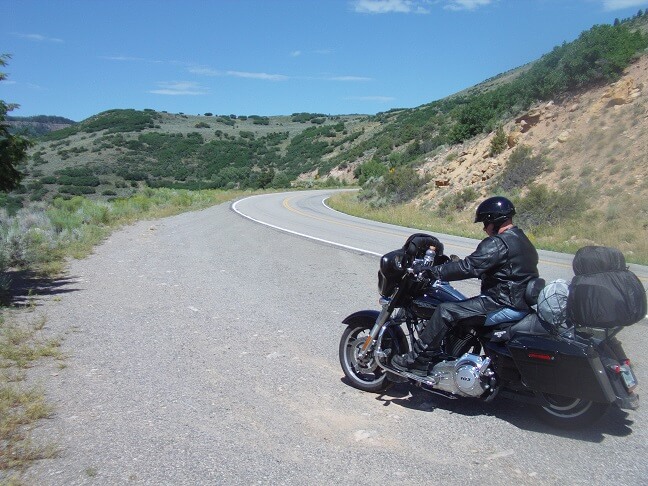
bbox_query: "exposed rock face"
[416,56,646,207]
[507,130,521,148]
[589,77,641,114]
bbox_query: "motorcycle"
[339,233,641,428]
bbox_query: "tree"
[489,125,508,156]
[1,54,32,192]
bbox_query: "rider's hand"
[411,262,433,276]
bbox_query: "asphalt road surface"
[24,190,648,485]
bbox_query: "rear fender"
[342,310,380,326]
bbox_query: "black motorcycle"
[339,233,643,428]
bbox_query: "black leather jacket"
[429,226,539,310]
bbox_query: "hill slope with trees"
[3,13,648,261]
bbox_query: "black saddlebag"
[507,335,616,403]
[567,246,646,328]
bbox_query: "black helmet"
[474,196,516,225]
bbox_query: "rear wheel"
[535,393,609,429]
[339,323,407,393]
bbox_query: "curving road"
[232,189,648,287]
[22,190,647,485]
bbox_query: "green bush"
[498,145,546,191]
[514,184,588,229]
[375,166,429,204]
[437,188,479,217]
[490,126,508,156]
[354,158,388,185]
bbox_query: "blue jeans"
[484,306,529,326]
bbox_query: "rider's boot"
[391,339,445,376]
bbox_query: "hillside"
[3,14,648,263]
[6,115,76,137]
[405,54,648,260]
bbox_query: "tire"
[338,323,407,393]
[535,393,609,429]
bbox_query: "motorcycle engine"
[432,353,491,397]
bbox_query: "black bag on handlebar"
[567,246,647,328]
[402,233,445,261]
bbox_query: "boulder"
[507,131,521,148]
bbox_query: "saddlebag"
[507,334,616,403]
[567,246,646,328]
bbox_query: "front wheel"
[535,393,609,429]
[339,323,407,393]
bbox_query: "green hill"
[4,13,648,211]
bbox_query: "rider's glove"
[411,262,434,277]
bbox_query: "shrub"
[354,158,388,185]
[490,126,508,156]
[498,145,546,191]
[514,184,588,229]
[437,188,479,217]
[375,166,429,204]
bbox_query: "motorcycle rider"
[391,196,539,376]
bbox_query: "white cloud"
[13,32,63,43]
[188,66,221,76]
[149,81,209,95]
[353,0,430,14]
[290,50,302,57]
[602,0,646,11]
[444,0,493,11]
[226,71,288,81]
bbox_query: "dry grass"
[328,191,648,265]
[0,308,62,482]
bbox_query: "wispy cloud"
[353,0,430,14]
[13,32,63,43]
[226,71,288,81]
[602,0,646,11]
[290,49,332,57]
[346,95,395,102]
[149,81,209,96]
[188,66,222,76]
[443,0,493,10]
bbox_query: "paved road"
[232,189,648,288]
[24,192,647,485]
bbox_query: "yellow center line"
[282,195,473,252]
[282,195,408,238]
[281,195,648,276]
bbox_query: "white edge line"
[231,195,382,257]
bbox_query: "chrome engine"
[430,353,494,397]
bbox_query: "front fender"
[341,310,409,354]
[342,310,380,326]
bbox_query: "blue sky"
[2,0,647,121]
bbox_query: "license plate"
[620,364,637,391]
